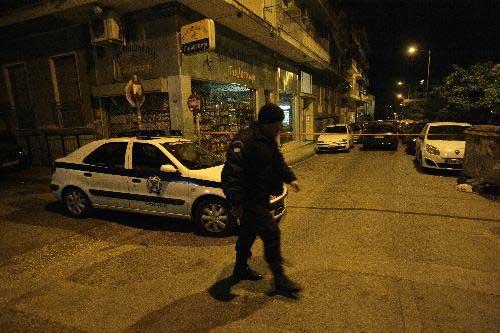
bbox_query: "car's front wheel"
[63,187,92,217]
[194,198,234,236]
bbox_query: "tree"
[434,62,500,124]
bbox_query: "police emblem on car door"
[146,175,162,194]
[128,142,187,215]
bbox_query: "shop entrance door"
[302,97,314,141]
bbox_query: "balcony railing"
[264,4,329,61]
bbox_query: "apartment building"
[0,0,371,163]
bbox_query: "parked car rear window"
[323,126,347,133]
[427,125,471,141]
[83,142,127,168]
[364,124,395,133]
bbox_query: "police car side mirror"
[160,164,177,173]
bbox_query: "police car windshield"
[162,142,223,170]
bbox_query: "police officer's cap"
[258,103,285,124]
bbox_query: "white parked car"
[50,136,287,236]
[316,124,354,152]
[415,122,471,170]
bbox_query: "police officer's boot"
[273,272,302,293]
[233,264,263,281]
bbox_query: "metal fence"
[17,130,96,166]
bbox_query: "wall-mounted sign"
[125,75,145,108]
[301,71,312,94]
[114,43,157,79]
[180,19,215,55]
[229,65,256,81]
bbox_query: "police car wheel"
[195,199,233,236]
[63,187,91,217]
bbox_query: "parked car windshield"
[323,126,347,133]
[162,142,224,170]
[427,125,471,141]
[411,123,427,133]
[364,124,395,133]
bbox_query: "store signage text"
[113,43,157,78]
[229,65,256,81]
[181,19,215,55]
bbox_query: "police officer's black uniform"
[222,104,301,293]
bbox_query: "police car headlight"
[425,144,440,155]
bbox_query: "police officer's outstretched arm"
[276,149,300,192]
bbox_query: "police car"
[50,135,287,236]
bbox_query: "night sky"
[340,0,500,118]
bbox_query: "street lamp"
[405,44,431,97]
[397,93,403,99]
[396,81,410,99]
[407,45,417,55]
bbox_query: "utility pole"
[426,50,431,98]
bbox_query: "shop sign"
[180,19,216,55]
[187,93,203,114]
[301,71,312,94]
[114,43,157,79]
[229,65,256,81]
[125,75,145,108]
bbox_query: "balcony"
[265,5,330,62]
[180,0,331,70]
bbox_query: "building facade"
[0,0,372,164]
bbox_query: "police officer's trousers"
[235,203,283,274]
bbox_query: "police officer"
[221,103,302,294]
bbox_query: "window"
[83,142,127,167]
[132,143,171,170]
[3,63,34,129]
[162,142,223,170]
[49,53,83,127]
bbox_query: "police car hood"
[187,164,223,183]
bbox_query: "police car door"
[128,142,188,216]
[81,141,130,209]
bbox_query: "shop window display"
[192,81,255,157]
[105,93,170,136]
[279,92,295,144]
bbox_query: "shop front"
[102,92,170,137]
[180,29,277,156]
[278,68,299,144]
[191,80,255,155]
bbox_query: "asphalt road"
[0,145,499,332]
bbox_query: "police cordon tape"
[177,131,461,137]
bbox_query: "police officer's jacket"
[221,122,296,206]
